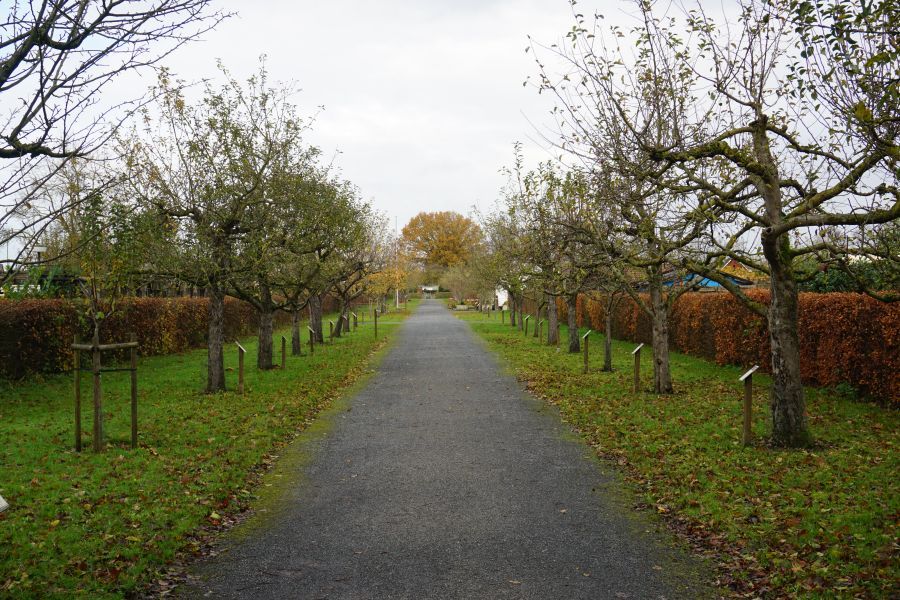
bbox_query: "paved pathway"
[181,300,710,599]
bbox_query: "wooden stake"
[281,335,287,369]
[739,366,759,446]
[92,330,102,453]
[308,326,315,355]
[374,309,378,339]
[237,342,246,394]
[130,333,138,450]
[74,336,81,453]
[632,343,644,394]
[582,330,593,374]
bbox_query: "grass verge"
[459,311,898,598]
[0,306,410,599]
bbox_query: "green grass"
[459,312,898,598]
[0,306,411,599]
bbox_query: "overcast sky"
[151,0,631,232]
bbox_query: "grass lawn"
[459,311,898,599]
[0,305,409,599]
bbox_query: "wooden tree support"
[352,312,358,330]
[307,326,315,355]
[523,315,531,337]
[374,309,379,339]
[328,320,334,341]
[72,335,140,453]
[739,365,760,446]
[236,341,246,394]
[632,343,644,393]
[538,319,545,343]
[582,329,593,374]
[281,336,287,370]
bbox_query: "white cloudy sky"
[148,0,636,231]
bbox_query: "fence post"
[632,343,644,394]
[281,335,287,369]
[501,309,505,324]
[237,342,246,394]
[374,309,379,339]
[130,333,138,450]
[582,330,593,374]
[91,330,102,453]
[328,320,334,341]
[307,326,315,355]
[538,319,545,343]
[739,366,760,446]
[74,335,82,453]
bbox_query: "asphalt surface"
[180,300,710,599]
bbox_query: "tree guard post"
[281,335,287,369]
[130,333,138,449]
[91,330,102,453]
[582,330,593,374]
[307,326,315,355]
[236,341,246,394]
[74,335,82,452]
[632,343,645,394]
[739,366,760,446]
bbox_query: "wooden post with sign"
[74,335,82,452]
[632,343,645,393]
[523,315,530,337]
[237,341,246,394]
[352,312,358,330]
[538,319,545,342]
[328,320,334,341]
[130,334,138,449]
[281,336,287,369]
[374,309,379,339]
[582,330,592,374]
[307,326,315,355]
[739,365,760,446]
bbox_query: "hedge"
[0,297,293,379]
[554,291,899,404]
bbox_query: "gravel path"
[181,300,711,599]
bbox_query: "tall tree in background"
[401,211,482,283]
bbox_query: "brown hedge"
[0,297,291,379]
[566,290,898,404]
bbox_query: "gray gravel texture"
[180,300,711,599]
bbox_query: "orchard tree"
[127,63,301,392]
[401,211,482,283]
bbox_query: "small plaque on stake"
[582,329,593,340]
[631,342,645,355]
[739,365,760,382]
[235,341,246,353]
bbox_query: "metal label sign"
[739,365,760,382]
[631,343,645,355]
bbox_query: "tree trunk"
[766,269,809,446]
[603,294,615,372]
[510,297,517,327]
[257,308,275,369]
[206,285,226,393]
[257,281,275,370]
[547,295,559,345]
[309,294,324,343]
[567,294,579,353]
[533,302,543,338]
[755,117,810,447]
[291,308,302,355]
[648,274,673,394]
[333,299,346,338]
[517,295,524,331]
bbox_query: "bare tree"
[0,0,226,279]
